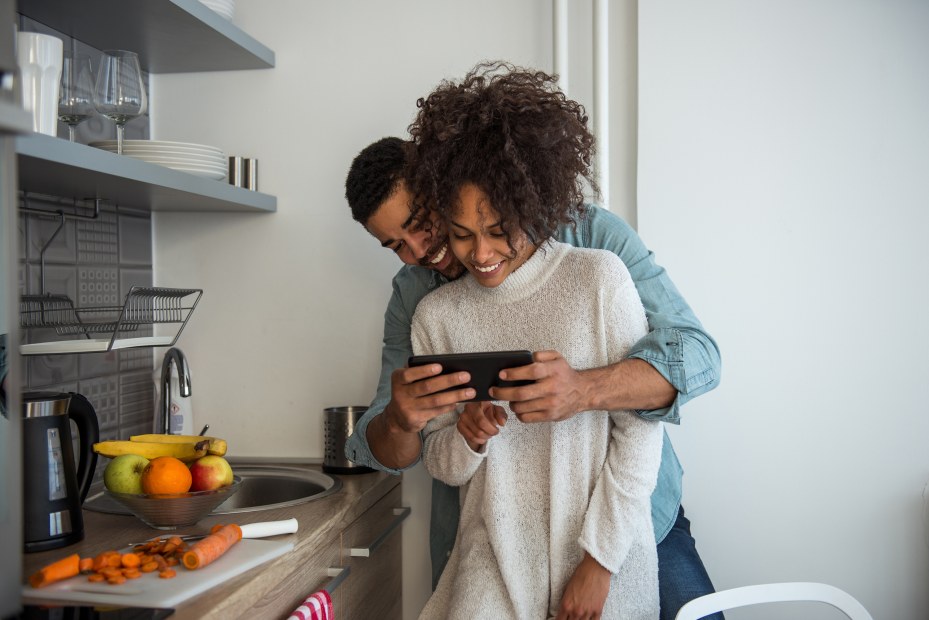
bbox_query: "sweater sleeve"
[413,298,487,487]
[579,411,663,573]
[578,259,664,573]
[422,409,487,487]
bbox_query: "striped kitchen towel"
[288,590,333,620]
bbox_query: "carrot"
[107,575,126,585]
[140,561,158,573]
[92,551,117,572]
[87,573,105,583]
[120,553,140,568]
[182,523,242,570]
[159,568,177,579]
[78,557,93,573]
[29,553,81,588]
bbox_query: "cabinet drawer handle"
[349,506,411,558]
[324,565,351,594]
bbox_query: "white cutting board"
[22,538,293,609]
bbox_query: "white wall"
[638,1,929,618]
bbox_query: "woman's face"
[447,183,535,288]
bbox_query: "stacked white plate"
[90,140,227,181]
[199,0,235,20]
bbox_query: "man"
[344,136,722,619]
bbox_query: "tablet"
[408,350,534,402]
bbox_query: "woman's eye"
[490,232,506,238]
[452,233,471,240]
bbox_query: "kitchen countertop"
[22,460,400,618]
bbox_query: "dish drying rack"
[18,193,203,355]
[20,287,202,355]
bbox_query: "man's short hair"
[345,137,408,225]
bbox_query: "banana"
[93,439,209,463]
[129,433,227,456]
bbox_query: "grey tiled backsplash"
[19,198,156,493]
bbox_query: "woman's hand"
[457,401,507,452]
[556,553,611,620]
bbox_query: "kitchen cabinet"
[15,0,277,213]
[341,484,406,620]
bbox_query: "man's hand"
[489,350,589,423]
[368,364,475,469]
[556,553,611,620]
[384,364,475,433]
[457,401,506,452]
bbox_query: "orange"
[140,456,192,495]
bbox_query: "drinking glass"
[93,50,146,155]
[58,52,95,142]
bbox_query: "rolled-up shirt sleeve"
[563,207,722,424]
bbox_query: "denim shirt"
[345,206,721,572]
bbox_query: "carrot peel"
[182,523,242,570]
[29,553,80,588]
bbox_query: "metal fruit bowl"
[104,476,243,530]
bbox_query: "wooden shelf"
[18,0,274,73]
[16,134,276,213]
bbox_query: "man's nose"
[406,233,431,260]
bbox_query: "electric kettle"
[22,391,99,553]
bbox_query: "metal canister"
[228,156,244,187]
[323,406,374,475]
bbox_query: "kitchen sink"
[84,462,342,516]
[213,464,341,513]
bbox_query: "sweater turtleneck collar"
[462,239,569,304]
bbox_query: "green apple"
[189,455,234,492]
[104,454,150,494]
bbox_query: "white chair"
[674,582,873,620]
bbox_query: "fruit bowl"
[105,476,243,530]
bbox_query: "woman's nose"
[472,236,493,263]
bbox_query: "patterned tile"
[78,350,119,381]
[77,376,119,433]
[24,211,77,264]
[118,370,156,432]
[118,212,152,266]
[76,266,119,307]
[76,209,118,265]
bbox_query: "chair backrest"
[674,582,873,620]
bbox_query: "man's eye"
[391,242,404,254]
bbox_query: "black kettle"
[22,391,99,553]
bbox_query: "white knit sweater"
[412,241,663,620]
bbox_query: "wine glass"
[93,50,146,155]
[58,52,96,142]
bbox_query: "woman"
[409,62,663,619]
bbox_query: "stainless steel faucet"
[159,347,191,435]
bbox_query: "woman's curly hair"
[406,60,597,248]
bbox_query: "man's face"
[365,181,464,279]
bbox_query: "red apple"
[188,455,234,492]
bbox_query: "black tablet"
[408,350,534,402]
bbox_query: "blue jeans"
[658,505,723,620]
